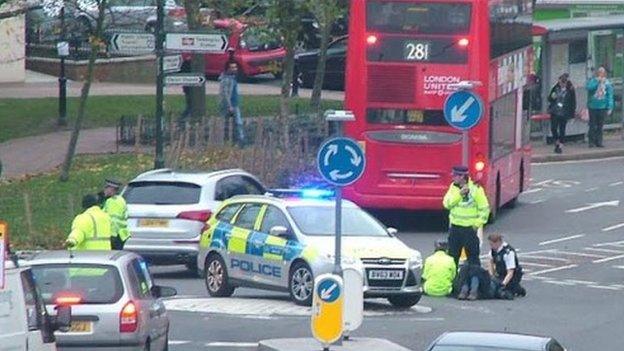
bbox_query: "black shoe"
[500,290,514,300]
[515,286,527,297]
[554,145,562,154]
[596,144,605,148]
[457,291,468,300]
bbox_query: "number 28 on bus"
[343,0,536,218]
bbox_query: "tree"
[306,0,346,113]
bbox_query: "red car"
[183,19,285,79]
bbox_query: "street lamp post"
[57,5,68,126]
[154,0,165,169]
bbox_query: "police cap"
[452,165,469,175]
[104,178,122,189]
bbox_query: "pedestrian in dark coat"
[547,73,576,154]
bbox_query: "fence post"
[135,115,143,154]
[23,193,34,237]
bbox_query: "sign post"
[165,33,228,53]
[0,221,7,290]
[311,274,344,351]
[109,33,155,55]
[443,90,484,167]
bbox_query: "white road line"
[205,342,259,347]
[593,254,624,264]
[530,264,577,276]
[565,279,597,285]
[594,240,624,247]
[523,188,543,194]
[585,187,599,192]
[538,234,585,246]
[587,285,621,291]
[609,181,624,187]
[528,199,546,204]
[602,223,624,232]
[169,341,191,345]
[555,251,605,258]
[520,255,570,262]
[585,248,624,254]
[531,179,553,186]
[613,265,624,270]
[520,262,553,268]
[543,280,575,286]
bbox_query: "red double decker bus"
[344,0,535,218]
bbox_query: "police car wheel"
[289,262,314,306]
[387,294,421,308]
[205,254,235,297]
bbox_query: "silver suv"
[123,168,267,274]
[25,250,176,351]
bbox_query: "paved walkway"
[532,133,624,162]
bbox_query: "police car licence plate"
[368,270,404,280]
[138,219,169,228]
[65,321,92,334]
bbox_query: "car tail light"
[474,153,486,172]
[366,34,378,45]
[458,37,470,47]
[120,301,138,333]
[177,210,212,223]
[55,293,82,306]
[168,8,186,18]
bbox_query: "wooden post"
[23,193,34,236]
[134,115,143,154]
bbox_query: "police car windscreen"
[123,181,201,205]
[31,264,123,304]
[366,1,471,34]
[287,206,388,237]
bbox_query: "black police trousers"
[448,224,481,266]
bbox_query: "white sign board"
[165,74,206,87]
[342,267,364,335]
[57,41,69,57]
[110,33,155,55]
[163,55,183,73]
[165,33,228,53]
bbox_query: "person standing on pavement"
[219,60,246,147]
[443,166,490,267]
[101,179,130,250]
[487,233,526,299]
[421,240,456,297]
[65,194,112,251]
[586,66,614,148]
[547,73,576,154]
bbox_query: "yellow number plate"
[139,219,169,228]
[67,321,92,333]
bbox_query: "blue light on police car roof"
[301,189,334,198]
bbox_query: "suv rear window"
[124,181,201,205]
[31,264,124,305]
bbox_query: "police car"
[196,190,423,307]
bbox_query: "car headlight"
[409,251,422,269]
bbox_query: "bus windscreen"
[366,2,471,35]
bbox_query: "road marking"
[594,240,624,247]
[520,261,553,268]
[565,279,597,285]
[520,255,570,262]
[602,223,624,232]
[206,342,259,347]
[528,199,546,204]
[613,265,624,270]
[566,200,620,213]
[169,341,191,345]
[530,264,577,276]
[609,181,623,187]
[585,187,599,192]
[543,280,575,286]
[539,234,585,246]
[587,285,621,291]
[593,254,624,264]
[523,188,543,194]
[555,251,604,258]
[531,179,553,186]
[587,248,624,254]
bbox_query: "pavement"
[151,157,624,351]
[532,133,624,163]
[0,70,344,101]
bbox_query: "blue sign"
[317,137,366,186]
[317,277,341,303]
[443,90,484,131]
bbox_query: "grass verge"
[0,95,343,143]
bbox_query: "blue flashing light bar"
[268,188,335,199]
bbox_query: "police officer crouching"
[488,233,527,299]
[65,194,113,251]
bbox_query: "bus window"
[366,1,471,35]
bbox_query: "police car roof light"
[267,188,334,199]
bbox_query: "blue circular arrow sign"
[317,277,341,303]
[443,90,484,131]
[317,137,366,186]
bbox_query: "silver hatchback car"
[123,168,266,274]
[25,250,176,351]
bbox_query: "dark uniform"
[491,243,526,298]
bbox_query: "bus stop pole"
[334,122,343,276]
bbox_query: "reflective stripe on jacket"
[103,195,130,241]
[422,250,457,297]
[443,180,490,227]
[67,206,112,250]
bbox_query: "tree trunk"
[59,0,107,182]
[310,20,332,113]
[280,46,295,120]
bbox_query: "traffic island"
[257,337,412,351]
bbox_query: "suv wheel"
[204,254,235,297]
[289,262,314,306]
[387,294,421,308]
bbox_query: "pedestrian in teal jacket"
[586,67,614,148]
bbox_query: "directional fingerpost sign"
[444,90,484,131]
[165,33,228,52]
[163,55,183,73]
[317,137,365,186]
[109,33,155,55]
[164,73,206,87]
[311,274,344,347]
